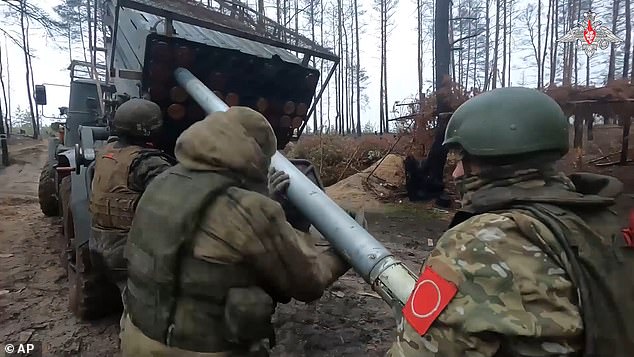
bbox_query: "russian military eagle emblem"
[557,10,622,58]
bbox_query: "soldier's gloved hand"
[268,167,312,232]
[345,207,368,230]
[267,167,290,201]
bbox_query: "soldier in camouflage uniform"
[388,87,634,357]
[120,107,365,356]
[89,98,174,293]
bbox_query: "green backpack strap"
[510,203,634,357]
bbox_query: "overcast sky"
[0,0,625,129]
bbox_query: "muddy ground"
[0,137,448,356]
[0,136,632,356]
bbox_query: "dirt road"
[0,138,121,356]
[0,138,444,356]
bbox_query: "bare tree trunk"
[26,16,40,135]
[492,0,500,89]
[623,0,631,78]
[549,0,558,85]
[507,0,513,86]
[502,0,507,87]
[631,44,634,84]
[349,8,355,135]
[455,0,462,88]
[572,0,576,85]
[540,0,552,87]
[585,0,591,85]
[0,39,9,139]
[484,0,490,89]
[355,0,362,136]
[382,0,389,133]
[308,0,317,132]
[283,0,288,26]
[414,0,451,200]
[294,0,299,41]
[417,0,423,100]
[77,5,88,62]
[67,20,72,63]
[257,0,265,26]
[87,0,94,78]
[451,9,457,88]
[93,0,98,76]
[4,37,10,133]
[333,14,339,134]
[379,0,385,134]
[607,0,620,81]
[0,100,8,165]
[319,0,324,133]
[473,10,478,89]
[465,13,471,90]
[19,0,38,139]
[565,1,575,84]
[432,3,436,91]
[379,3,384,134]
[537,0,542,88]
[337,0,346,135]
[343,22,349,134]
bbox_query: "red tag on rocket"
[402,266,458,336]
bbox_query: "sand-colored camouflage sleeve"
[191,187,349,304]
[387,212,583,357]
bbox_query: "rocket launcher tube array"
[174,67,418,309]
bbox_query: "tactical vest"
[90,143,146,229]
[449,174,634,357]
[125,165,269,353]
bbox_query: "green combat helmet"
[443,87,569,158]
[112,98,163,138]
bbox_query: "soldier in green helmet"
[89,98,174,294]
[388,87,634,356]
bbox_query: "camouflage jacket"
[124,110,351,354]
[387,169,626,357]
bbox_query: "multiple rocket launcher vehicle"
[38,0,416,320]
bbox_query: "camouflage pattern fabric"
[387,168,585,357]
[120,314,243,357]
[122,107,351,354]
[177,108,351,304]
[127,151,175,192]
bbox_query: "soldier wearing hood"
[120,107,364,356]
[388,87,634,357]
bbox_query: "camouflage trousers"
[90,226,128,287]
[120,314,236,357]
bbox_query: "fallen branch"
[337,144,361,182]
[365,121,414,182]
[595,159,634,167]
[587,150,621,164]
[357,291,381,299]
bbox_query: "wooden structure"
[407,81,633,166]
[544,81,634,166]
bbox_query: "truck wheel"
[63,187,123,320]
[38,163,59,217]
[68,244,123,320]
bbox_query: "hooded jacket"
[123,107,349,355]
